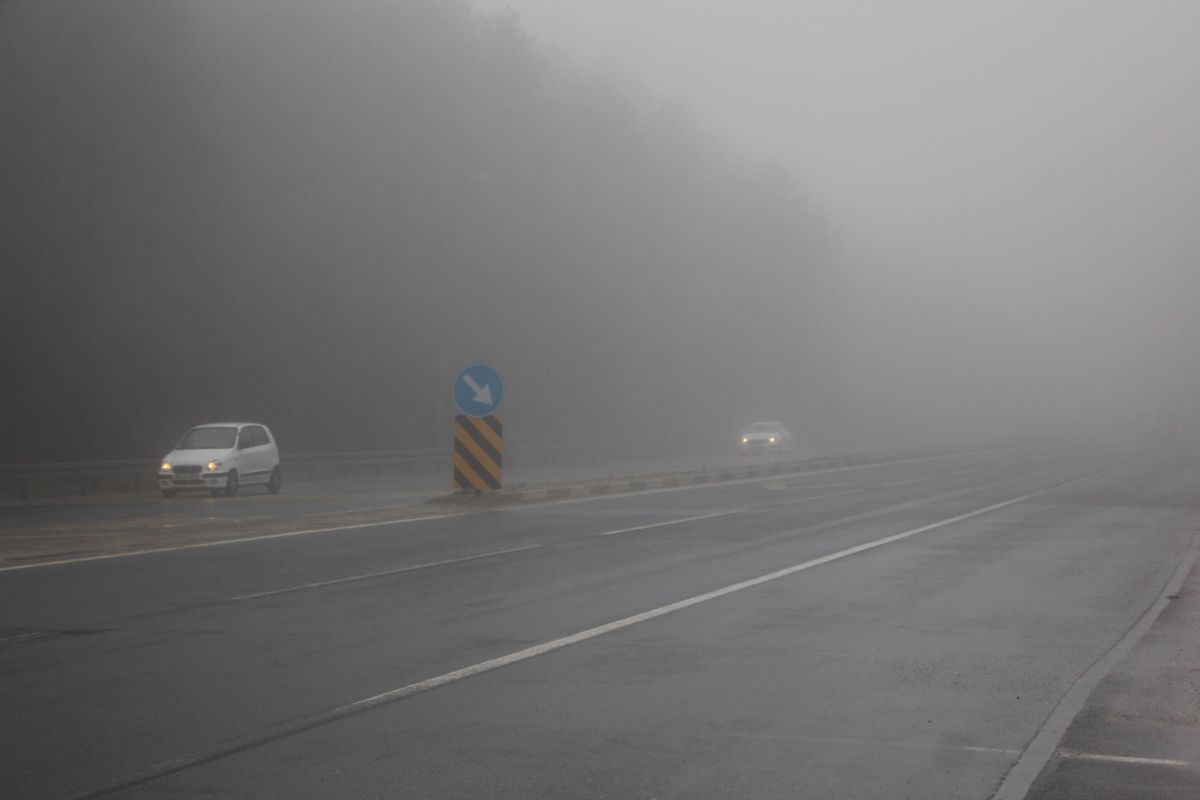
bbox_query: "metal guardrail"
[0,441,727,501]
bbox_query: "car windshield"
[747,423,779,433]
[176,427,237,450]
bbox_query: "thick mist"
[473,0,1200,446]
[4,1,1197,463]
[2,0,843,461]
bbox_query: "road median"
[1,445,984,568]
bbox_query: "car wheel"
[161,489,176,499]
[224,469,239,497]
[267,466,282,494]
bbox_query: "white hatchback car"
[158,423,281,498]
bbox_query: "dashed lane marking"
[772,488,866,506]
[64,459,1141,800]
[594,510,744,537]
[2,450,1027,570]
[224,545,541,603]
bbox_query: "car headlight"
[207,461,221,472]
[741,437,749,444]
[161,462,172,472]
[768,437,777,443]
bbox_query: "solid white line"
[342,463,1134,716]
[1058,751,1192,768]
[730,731,1020,756]
[225,544,541,602]
[0,532,149,541]
[773,482,861,490]
[594,510,744,537]
[0,631,46,644]
[59,457,1133,799]
[0,514,458,572]
[1,452,993,571]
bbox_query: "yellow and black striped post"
[453,414,503,492]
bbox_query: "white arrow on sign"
[461,373,494,406]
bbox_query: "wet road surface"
[2,447,1197,799]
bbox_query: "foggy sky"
[5,1,1199,462]
[2,1,849,459]
[473,1,1200,436]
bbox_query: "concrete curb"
[433,447,953,508]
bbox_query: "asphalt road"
[2,446,1197,799]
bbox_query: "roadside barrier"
[0,441,724,501]
[0,441,994,502]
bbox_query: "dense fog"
[473,0,1200,447]
[3,1,1197,461]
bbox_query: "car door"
[236,426,263,483]
[258,426,279,469]
[249,426,272,483]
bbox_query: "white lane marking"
[730,731,1020,756]
[228,464,1075,606]
[595,510,744,537]
[881,478,926,488]
[3,450,1028,572]
[61,457,1134,798]
[225,545,541,602]
[0,631,46,644]
[0,452,987,570]
[1058,751,1192,768]
[342,463,1136,717]
[0,514,459,572]
[991,529,1199,800]
[773,488,865,506]
[776,482,861,489]
[0,532,141,541]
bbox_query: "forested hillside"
[1,0,843,461]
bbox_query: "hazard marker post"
[451,363,505,493]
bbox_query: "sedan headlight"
[741,437,749,444]
[768,437,777,444]
[206,461,221,472]
[160,462,172,472]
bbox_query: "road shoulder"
[1025,540,1200,799]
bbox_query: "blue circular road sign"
[454,363,505,417]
